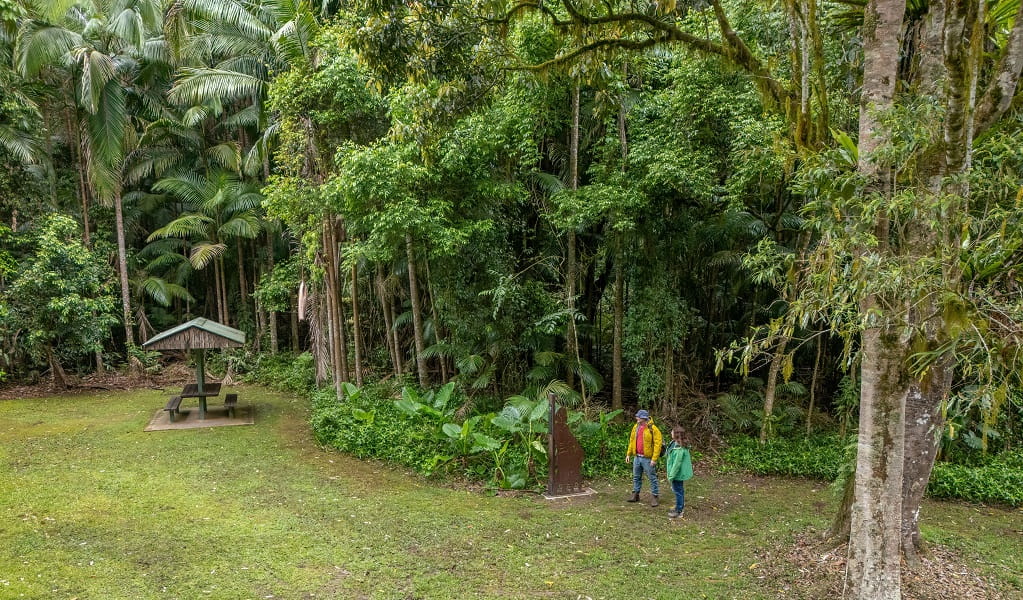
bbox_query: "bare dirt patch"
[757,530,1009,599]
[0,361,207,400]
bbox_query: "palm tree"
[167,0,319,174]
[131,237,196,341]
[147,170,264,325]
[16,0,169,349]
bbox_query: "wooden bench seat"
[164,396,183,422]
[224,393,238,418]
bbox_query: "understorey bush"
[246,352,316,395]
[723,434,1023,507]
[928,450,1023,505]
[307,380,639,490]
[722,434,845,480]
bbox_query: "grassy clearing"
[1,387,1020,599]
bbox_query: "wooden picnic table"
[179,382,222,419]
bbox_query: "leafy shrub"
[310,382,444,473]
[722,434,1023,506]
[928,450,1023,505]
[246,352,316,395]
[722,434,845,480]
[308,381,634,489]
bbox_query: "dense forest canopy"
[2,0,1023,597]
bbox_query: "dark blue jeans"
[670,479,685,511]
[632,456,659,496]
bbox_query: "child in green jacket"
[664,425,694,518]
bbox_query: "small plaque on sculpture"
[544,393,595,499]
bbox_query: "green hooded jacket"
[664,442,693,481]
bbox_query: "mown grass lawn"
[1,387,1020,599]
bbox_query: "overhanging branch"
[976,0,1023,133]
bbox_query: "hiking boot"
[650,495,659,507]
[627,492,640,503]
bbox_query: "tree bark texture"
[760,337,789,443]
[566,83,581,393]
[844,325,908,600]
[309,289,328,388]
[376,263,402,376]
[900,363,950,565]
[845,0,907,596]
[290,292,301,352]
[612,233,624,412]
[113,189,135,347]
[323,218,349,396]
[406,233,429,386]
[351,263,364,386]
[423,257,448,382]
[236,240,249,324]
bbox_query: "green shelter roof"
[142,318,246,350]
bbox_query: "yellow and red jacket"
[626,421,663,461]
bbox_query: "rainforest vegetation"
[2,0,1023,597]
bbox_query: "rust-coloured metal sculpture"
[545,393,593,498]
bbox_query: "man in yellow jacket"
[625,409,663,506]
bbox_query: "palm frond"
[574,359,604,393]
[206,141,241,171]
[182,0,272,40]
[149,213,214,240]
[153,172,211,206]
[271,10,319,67]
[218,212,262,239]
[455,353,485,375]
[222,103,260,128]
[80,49,116,114]
[189,241,227,269]
[109,7,145,49]
[141,276,195,306]
[16,21,82,78]
[0,125,42,163]
[86,81,127,185]
[169,68,265,105]
[33,0,80,22]
[526,170,566,196]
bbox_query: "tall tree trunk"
[236,240,249,326]
[424,258,448,382]
[760,337,789,443]
[47,345,69,389]
[566,83,581,393]
[323,219,349,396]
[807,339,822,434]
[269,308,279,353]
[351,263,364,386]
[113,188,135,347]
[391,294,405,376]
[845,0,907,596]
[900,363,949,566]
[845,325,908,600]
[612,233,624,412]
[221,255,231,325]
[67,110,91,247]
[213,257,226,324]
[406,232,429,386]
[310,289,328,388]
[290,292,300,351]
[376,263,401,376]
[807,0,829,137]
[612,85,628,412]
[267,231,279,353]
